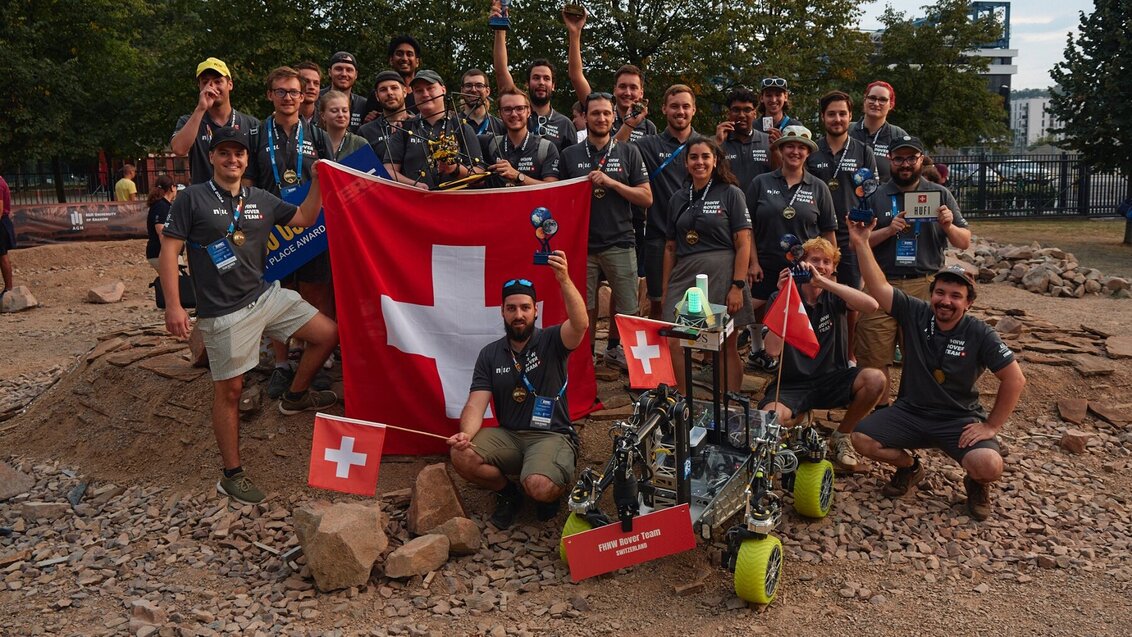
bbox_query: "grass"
[971,218,1132,279]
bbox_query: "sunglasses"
[585,91,614,102]
[504,278,534,288]
[761,77,787,89]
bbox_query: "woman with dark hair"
[662,137,753,391]
[145,175,177,270]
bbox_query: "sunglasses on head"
[585,91,614,102]
[504,278,534,288]
[761,77,787,89]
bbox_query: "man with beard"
[171,57,261,185]
[849,81,909,183]
[295,62,322,125]
[483,88,560,186]
[633,84,698,322]
[716,87,773,191]
[807,91,877,365]
[323,52,367,132]
[849,221,1024,521]
[854,136,971,409]
[459,68,505,138]
[559,92,652,351]
[384,70,485,190]
[491,4,577,152]
[448,252,588,529]
[562,11,656,143]
[357,71,410,164]
[388,35,422,112]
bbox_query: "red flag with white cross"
[309,413,387,496]
[614,314,678,389]
[764,277,821,358]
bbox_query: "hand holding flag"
[763,277,820,359]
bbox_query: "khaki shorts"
[198,281,318,381]
[586,245,639,315]
[854,275,932,369]
[471,427,577,487]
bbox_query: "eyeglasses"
[729,106,756,114]
[890,154,923,165]
[865,95,891,103]
[462,82,488,90]
[272,89,302,99]
[761,77,787,89]
[501,105,529,114]
[504,278,534,287]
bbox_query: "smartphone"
[762,116,774,132]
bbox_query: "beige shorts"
[471,427,577,487]
[854,275,932,369]
[198,281,318,381]
[586,245,638,315]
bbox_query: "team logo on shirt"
[516,157,535,172]
[212,208,228,216]
[701,201,723,216]
[242,204,262,221]
[945,338,967,357]
[794,189,815,205]
[816,312,832,334]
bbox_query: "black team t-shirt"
[171,110,260,185]
[848,120,909,183]
[386,114,486,190]
[745,170,838,273]
[807,137,878,243]
[666,181,750,257]
[766,289,848,383]
[482,133,561,185]
[559,138,649,252]
[145,199,172,260]
[865,179,965,277]
[529,109,578,152]
[634,129,696,240]
[250,117,332,196]
[722,131,773,191]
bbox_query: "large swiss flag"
[318,162,598,454]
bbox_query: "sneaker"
[964,476,992,521]
[267,366,294,399]
[830,431,859,469]
[605,345,628,370]
[217,471,265,505]
[745,349,779,372]
[490,489,523,530]
[536,498,562,522]
[312,370,333,391]
[278,389,339,415]
[881,457,925,497]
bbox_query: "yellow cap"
[196,57,231,78]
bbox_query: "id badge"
[530,395,555,430]
[895,237,917,266]
[281,185,301,200]
[206,237,239,274]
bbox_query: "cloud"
[1011,16,1055,25]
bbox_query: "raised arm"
[549,250,589,350]
[492,2,517,93]
[848,218,894,314]
[563,10,592,102]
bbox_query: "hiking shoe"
[830,431,859,469]
[536,498,563,522]
[217,471,265,505]
[964,476,992,521]
[745,349,778,372]
[278,389,339,415]
[605,345,628,370]
[312,370,333,391]
[881,457,925,497]
[267,366,294,399]
[490,489,523,530]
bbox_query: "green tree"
[1048,0,1132,242]
[862,0,1010,151]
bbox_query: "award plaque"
[490,0,512,30]
[530,206,559,265]
[780,234,811,283]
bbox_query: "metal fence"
[4,159,191,206]
[935,154,1131,219]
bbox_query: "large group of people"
[155,7,1024,530]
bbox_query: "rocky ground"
[2,239,1132,636]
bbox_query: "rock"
[0,286,38,313]
[87,280,126,303]
[1066,354,1116,377]
[1020,268,1050,294]
[130,599,168,629]
[1104,276,1129,291]
[188,324,209,368]
[1105,335,1132,360]
[20,501,71,521]
[993,315,1024,336]
[674,581,706,596]
[384,534,450,579]
[973,582,990,594]
[1088,403,1132,426]
[293,501,389,592]
[1085,279,1102,294]
[406,463,466,536]
[1058,429,1093,455]
[238,384,263,416]
[0,462,35,501]
[0,549,31,567]
[1057,399,1088,425]
[425,517,482,555]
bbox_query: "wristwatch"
[516,172,526,184]
[731,279,746,290]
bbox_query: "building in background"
[1010,96,1063,149]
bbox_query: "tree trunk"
[52,156,66,203]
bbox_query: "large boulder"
[383,534,450,578]
[293,501,388,592]
[1021,267,1051,294]
[0,286,37,313]
[406,463,466,536]
[426,517,482,555]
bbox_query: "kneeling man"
[849,219,1025,520]
[760,238,886,469]
[448,251,588,529]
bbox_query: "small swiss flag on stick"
[309,413,388,496]
[764,277,821,359]
[614,314,678,389]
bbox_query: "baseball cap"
[374,70,405,87]
[328,51,358,69]
[410,69,443,88]
[196,57,231,78]
[890,135,925,154]
[934,265,976,289]
[772,125,818,152]
[208,126,250,152]
[502,278,537,303]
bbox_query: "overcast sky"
[860,0,1091,90]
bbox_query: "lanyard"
[476,116,490,135]
[784,176,804,208]
[203,110,236,143]
[681,178,714,237]
[649,140,688,181]
[266,117,304,189]
[188,181,245,248]
[503,131,530,155]
[829,137,852,182]
[585,139,616,172]
[509,348,568,399]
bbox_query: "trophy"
[490,0,512,30]
[530,206,559,264]
[562,2,586,19]
[780,234,811,283]
[848,167,878,223]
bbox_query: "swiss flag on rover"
[764,277,821,358]
[614,314,677,389]
[308,413,387,496]
[317,162,599,455]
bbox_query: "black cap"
[889,135,925,154]
[934,264,976,288]
[328,51,358,70]
[410,69,443,87]
[208,126,250,152]
[374,70,405,87]
[502,278,537,303]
